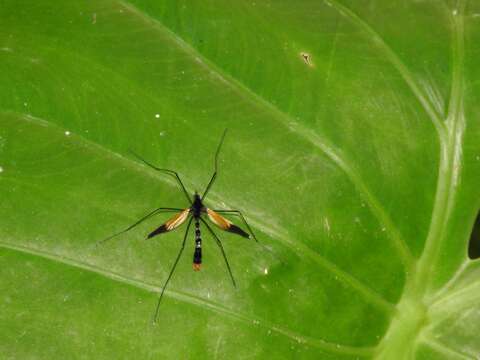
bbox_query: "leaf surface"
[1,0,480,358]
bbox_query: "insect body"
[100,129,257,323]
[147,192,250,273]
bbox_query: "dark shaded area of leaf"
[468,210,480,259]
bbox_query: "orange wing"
[147,208,190,239]
[206,209,250,238]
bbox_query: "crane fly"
[99,129,257,323]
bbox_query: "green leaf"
[1,0,479,358]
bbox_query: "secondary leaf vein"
[0,241,375,357]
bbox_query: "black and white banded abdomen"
[193,219,202,271]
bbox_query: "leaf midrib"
[373,3,468,358]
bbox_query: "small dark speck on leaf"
[300,52,313,67]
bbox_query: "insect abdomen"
[193,220,202,271]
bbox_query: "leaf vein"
[326,0,446,140]
[9,110,395,313]
[0,241,375,357]
[422,336,475,360]
[117,0,413,291]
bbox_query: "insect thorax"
[191,193,205,218]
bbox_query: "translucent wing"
[206,208,250,238]
[147,208,190,239]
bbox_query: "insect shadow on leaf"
[98,129,259,323]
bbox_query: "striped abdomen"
[193,219,202,271]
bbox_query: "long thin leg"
[214,210,284,264]
[213,209,258,242]
[153,216,193,323]
[130,150,192,204]
[201,129,227,200]
[200,217,236,288]
[98,207,182,246]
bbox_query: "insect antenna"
[98,207,182,246]
[200,217,236,288]
[129,150,192,205]
[202,129,227,200]
[153,216,194,323]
